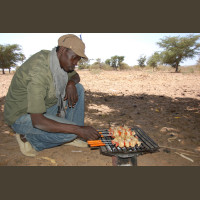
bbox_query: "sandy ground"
[0,69,200,166]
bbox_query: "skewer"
[97,130,108,133]
[87,141,112,145]
[87,140,113,146]
[98,131,112,137]
[100,134,113,137]
[88,139,142,147]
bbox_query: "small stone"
[163,148,171,153]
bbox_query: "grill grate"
[99,126,159,158]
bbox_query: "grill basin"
[99,126,159,158]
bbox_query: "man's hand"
[77,126,101,141]
[64,80,78,108]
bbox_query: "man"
[4,34,100,157]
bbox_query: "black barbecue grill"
[96,126,160,166]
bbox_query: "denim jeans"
[11,83,85,151]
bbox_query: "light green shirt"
[4,50,76,125]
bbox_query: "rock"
[160,127,168,133]
[163,148,171,153]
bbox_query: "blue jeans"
[11,83,85,151]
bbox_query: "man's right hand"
[77,126,100,141]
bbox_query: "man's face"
[58,48,81,72]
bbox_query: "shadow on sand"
[84,90,200,146]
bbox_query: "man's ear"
[57,47,65,58]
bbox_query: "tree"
[137,55,146,68]
[105,55,124,70]
[93,58,104,69]
[147,52,160,71]
[0,44,25,74]
[77,58,90,69]
[105,58,111,66]
[157,34,200,72]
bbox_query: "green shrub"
[78,59,90,70]
[89,63,113,71]
[101,64,113,71]
[89,64,100,70]
[119,63,131,70]
[132,65,142,71]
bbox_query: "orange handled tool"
[87,140,106,147]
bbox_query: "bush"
[157,65,173,72]
[132,65,145,71]
[179,65,200,73]
[89,64,100,70]
[119,63,131,70]
[78,59,90,70]
[89,63,113,71]
[101,64,113,71]
[143,65,155,71]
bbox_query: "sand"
[0,69,200,166]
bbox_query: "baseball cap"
[58,34,88,60]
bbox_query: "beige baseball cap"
[58,34,88,60]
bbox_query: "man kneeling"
[4,34,100,157]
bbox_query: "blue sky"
[0,33,200,66]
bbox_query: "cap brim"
[69,48,88,61]
[77,52,88,61]
[81,55,88,61]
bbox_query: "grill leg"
[112,156,137,166]
[130,155,137,166]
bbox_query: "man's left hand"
[64,80,78,108]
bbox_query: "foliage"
[157,34,200,72]
[119,62,131,70]
[101,64,113,71]
[92,58,105,69]
[137,55,146,67]
[89,63,113,71]
[105,55,124,70]
[77,58,90,69]
[90,58,113,71]
[147,52,160,70]
[0,44,25,74]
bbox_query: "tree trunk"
[9,68,11,73]
[175,64,179,72]
[2,68,5,74]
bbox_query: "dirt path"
[0,70,200,166]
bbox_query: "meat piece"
[136,140,141,147]
[119,140,125,148]
[130,139,137,147]
[125,139,130,147]
[109,125,142,148]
